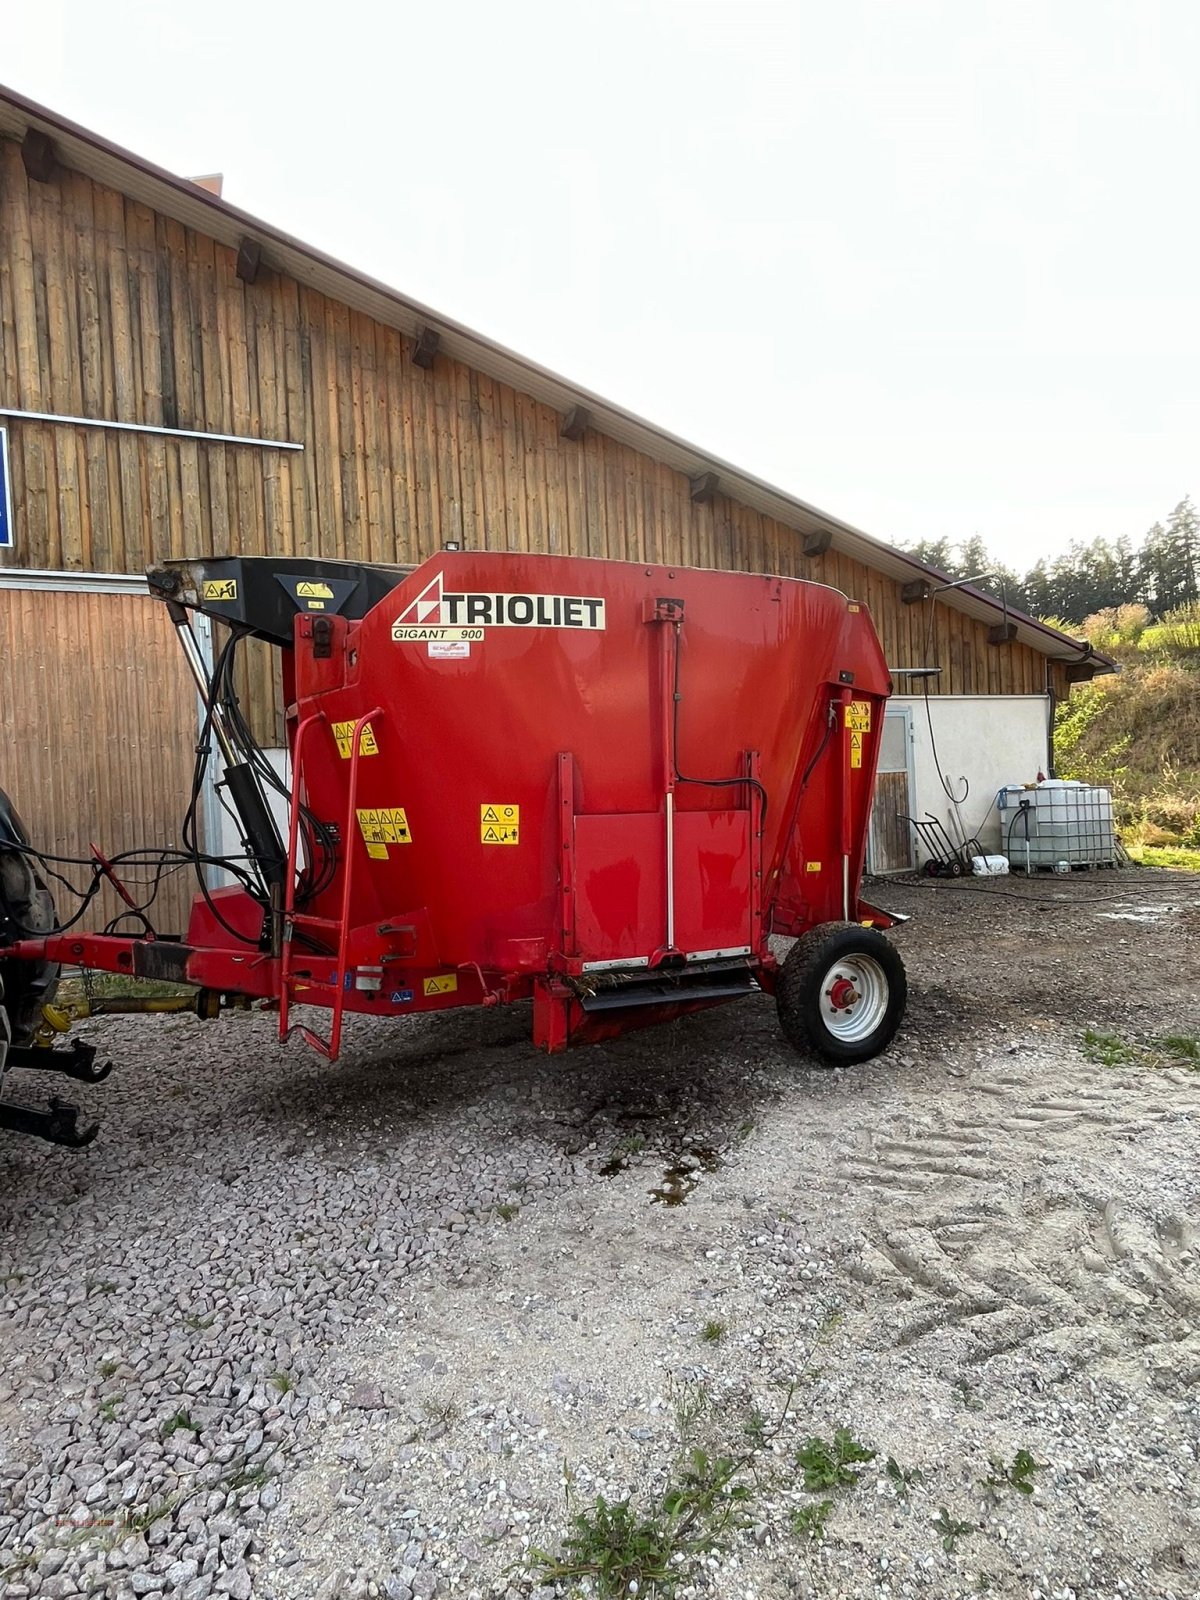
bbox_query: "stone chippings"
[1,872,1198,1600]
[0,1001,600,1599]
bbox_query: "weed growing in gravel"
[124,1492,185,1536]
[97,1359,120,1379]
[183,1311,216,1332]
[981,1448,1044,1497]
[493,1202,521,1222]
[933,1507,976,1552]
[1082,1028,1200,1072]
[224,1461,272,1493]
[529,1382,797,1598]
[741,1408,768,1448]
[670,1378,712,1445]
[1082,1028,1141,1067]
[795,1428,876,1491]
[404,1399,458,1445]
[159,1408,199,1440]
[98,1394,124,1422]
[700,1319,726,1344]
[884,1456,923,1498]
[268,1370,295,1394]
[789,1499,833,1541]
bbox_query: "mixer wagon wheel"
[776,921,906,1066]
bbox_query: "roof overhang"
[0,83,1114,679]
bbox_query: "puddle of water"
[650,1164,699,1206]
[1096,904,1176,925]
[648,1144,722,1206]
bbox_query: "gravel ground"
[2,869,1199,1600]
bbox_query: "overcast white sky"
[4,0,1197,567]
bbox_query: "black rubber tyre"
[923,859,941,878]
[949,859,964,878]
[776,920,907,1067]
[0,787,59,1048]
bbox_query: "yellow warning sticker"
[480,803,520,845]
[202,578,237,601]
[423,974,458,996]
[333,721,379,760]
[850,747,863,770]
[846,701,872,732]
[806,861,822,873]
[296,581,333,600]
[356,806,412,858]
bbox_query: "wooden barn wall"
[0,586,204,933]
[0,137,1052,740]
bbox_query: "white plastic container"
[998,781,1116,868]
[972,854,1010,876]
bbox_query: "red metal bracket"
[280,706,382,1060]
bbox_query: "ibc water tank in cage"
[999,780,1116,869]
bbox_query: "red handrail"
[279,707,382,1059]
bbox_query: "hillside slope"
[1056,629,1200,847]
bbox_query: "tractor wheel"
[0,787,59,1048]
[776,921,906,1067]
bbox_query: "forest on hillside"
[903,495,1199,626]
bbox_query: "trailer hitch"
[0,1095,99,1147]
[4,1039,114,1083]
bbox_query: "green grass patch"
[1125,843,1200,872]
[1083,1028,1200,1073]
[700,1319,726,1344]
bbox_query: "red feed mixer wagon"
[0,551,907,1146]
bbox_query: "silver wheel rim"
[819,953,889,1044]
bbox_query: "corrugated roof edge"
[0,81,1115,678]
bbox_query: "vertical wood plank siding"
[0,587,206,933]
[0,140,1051,713]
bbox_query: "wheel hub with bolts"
[825,974,860,1012]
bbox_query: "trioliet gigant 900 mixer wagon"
[0,551,907,1145]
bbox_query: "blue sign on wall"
[0,428,11,549]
